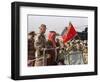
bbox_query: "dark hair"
[39,24,46,29]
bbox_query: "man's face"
[40,27,46,33]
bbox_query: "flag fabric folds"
[62,22,77,43]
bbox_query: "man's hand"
[41,48,47,51]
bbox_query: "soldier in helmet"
[34,24,47,66]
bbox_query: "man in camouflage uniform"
[82,40,88,64]
[34,24,47,66]
[28,31,36,66]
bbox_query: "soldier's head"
[39,24,46,33]
[28,31,36,39]
[28,31,36,37]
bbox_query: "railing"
[28,47,85,66]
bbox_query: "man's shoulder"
[35,33,41,37]
[36,33,46,37]
[34,33,41,40]
[35,33,46,39]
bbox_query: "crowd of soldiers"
[28,24,88,66]
[62,39,88,64]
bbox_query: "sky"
[27,15,88,35]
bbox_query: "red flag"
[62,22,77,43]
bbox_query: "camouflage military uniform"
[82,47,88,64]
[34,33,46,66]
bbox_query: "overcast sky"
[28,15,88,35]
